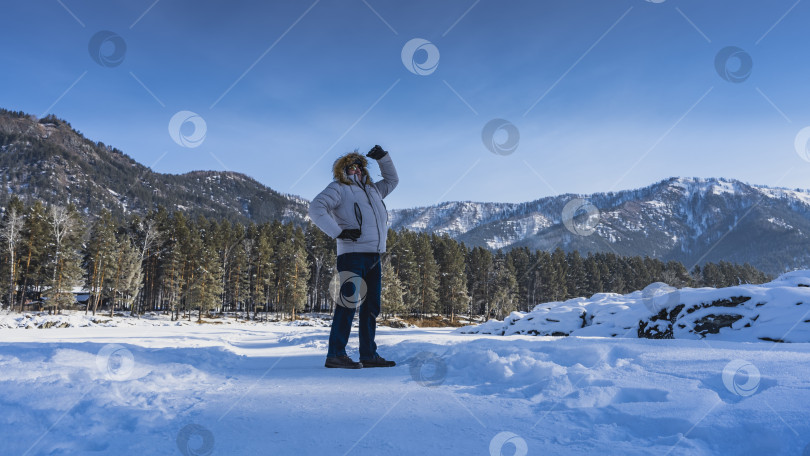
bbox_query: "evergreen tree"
[433,234,468,322]
[467,246,493,319]
[17,201,49,310]
[392,230,420,316]
[83,210,118,315]
[507,247,533,312]
[542,248,568,302]
[275,225,309,319]
[381,255,404,317]
[305,223,335,313]
[413,233,439,318]
[584,254,603,296]
[565,251,588,299]
[490,251,517,319]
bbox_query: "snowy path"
[1,324,810,455]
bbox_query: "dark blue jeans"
[327,252,382,360]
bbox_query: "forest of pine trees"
[0,197,772,322]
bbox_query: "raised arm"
[308,182,343,238]
[371,152,398,199]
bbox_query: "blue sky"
[2,0,809,209]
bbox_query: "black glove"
[337,229,361,241]
[367,145,388,160]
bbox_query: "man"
[308,145,398,369]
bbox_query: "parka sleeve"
[308,182,344,238]
[373,153,398,199]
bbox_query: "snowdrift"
[458,270,810,342]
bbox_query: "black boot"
[325,355,363,369]
[360,355,396,368]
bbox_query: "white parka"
[308,152,398,255]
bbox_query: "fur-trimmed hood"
[332,151,372,186]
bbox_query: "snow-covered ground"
[2,319,810,455]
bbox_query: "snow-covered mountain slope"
[459,269,810,342]
[390,177,810,274]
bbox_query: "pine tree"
[413,233,439,318]
[433,234,468,322]
[275,225,309,319]
[565,251,588,299]
[84,210,118,315]
[490,250,517,320]
[305,223,335,313]
[126,215,159,315]
[392,230,420,316]
[381,254,404,317]
[542,248,568,302]
[17,201,49,311]
[584,254,603,296]
[252,222,276,320]
[228,225,250,317]
[109,236,142,316]
[160,212,190,320]
[507,247,532,312]
[466,246,493,319]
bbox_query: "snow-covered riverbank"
[1,323,809,455]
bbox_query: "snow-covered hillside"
[460,270,810,343]
[2,320,810,454]
[388,177,810,274]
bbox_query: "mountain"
[0,109,308,224]
[390,178,810,275]
[2,108,808,275]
